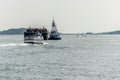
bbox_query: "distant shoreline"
[0,28,120,35]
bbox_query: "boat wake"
[0,43,29,47]
[0,42,48,47]
[43,42,48,45]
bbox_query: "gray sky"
[0,0,120,33]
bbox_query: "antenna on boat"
[53,17,54,20]
[29,26,31,29]
[52,17,56,27]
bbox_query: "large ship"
[24,27,48,44]
[48,18,61,40]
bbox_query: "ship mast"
[51,17,58,32]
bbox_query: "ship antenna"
[53,17,54,21]
[29,26,31,29]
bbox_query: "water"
[0,35,120,80]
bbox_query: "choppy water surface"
[0,35,120,80]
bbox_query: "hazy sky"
[0,0,120,33]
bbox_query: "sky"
[0,0,120,33]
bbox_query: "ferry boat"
[48,18,61,40]
[24,27,48,44]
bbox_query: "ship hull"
[48,37,61,40]
[24,39,44,44]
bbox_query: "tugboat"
[24,27,48,44]
[48,18,61,40]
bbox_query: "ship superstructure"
[24,27,48,44]
[48,18,61,40]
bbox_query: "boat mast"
[51,17,58,32]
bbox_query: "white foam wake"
[0,43,28,47]
[43,42,48,45]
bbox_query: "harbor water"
[0,35,120,80]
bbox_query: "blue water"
[0,35,120,80]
